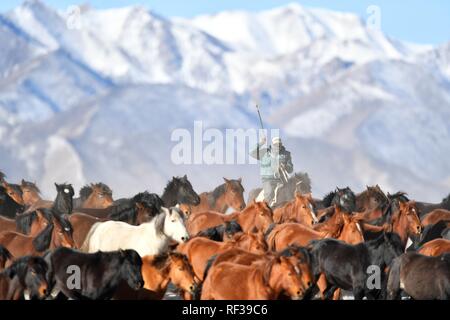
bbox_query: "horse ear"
[238,178,242,183]
[175,203,180,209]
[223,177,230,184]
[54,183,60,190]
[183,174,187,180]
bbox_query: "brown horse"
[267,209,365,252]
[362,200,423,249]
[273,193,318,226]
[68,212,105,248]
[421,209,450,227]
[205,246,314,296]
[355,185,390,221]
[188,178,245,215]
[201,254,306,300]
[0,213,75,257]
[114,252,199,300]
[19,180,42,209]
[2,210,51,237]
[177,233,267,280]
[187,200,273,236]
[73,183,114,209]
[1,181,24,207]
[418,238,450,257]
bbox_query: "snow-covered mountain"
[0,0,449,201]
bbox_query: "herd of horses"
[0,170,449,300]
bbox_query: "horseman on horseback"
[250,136,293,207]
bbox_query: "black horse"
[0,186,24,219]
[316,187,356,223]
[109,192,164,225]
[0,255,49,300]
[387,252,450,300]
[161,175,200,207]
[195,220,243,241]
[309,232,404,300]
[16,184,75,235]
[44,247,144,300]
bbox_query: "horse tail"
[203,254,218,281]
[79,222,102,253]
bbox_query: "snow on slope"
[0,1,449,201]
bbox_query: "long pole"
[255,104,264,131]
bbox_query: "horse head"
[223,177,246,211]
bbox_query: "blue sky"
[1,1,449,45]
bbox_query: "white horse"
[81,206,189,256]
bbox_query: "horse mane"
[279,245,311,264]
[388,192,409,203]
[109,205,137,224]
[133,192,164,217]
[79,185,93,201]
[8,183,23,196]
[0,171,5,182]
[16,209,53,234]
[153,210,167,235]
[21,180,40,194]
[16,211,38,234]
[208,184,226,208]
[51,211,73,234]
[80,182,112,200]
[32,223,54,252]
[262,255,281,286]
[322,191,337,208]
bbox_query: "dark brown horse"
[161,175,200,207]
[0,185,24,219]
[0,256,49,300]
[355,185,390,221]
[19,180,42,210]
[387,252,450,300]
[73,183,114,209]
[0,213,75,257]
[187,178,245,214]
[187,200,273,236]
[1,210,52,238]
